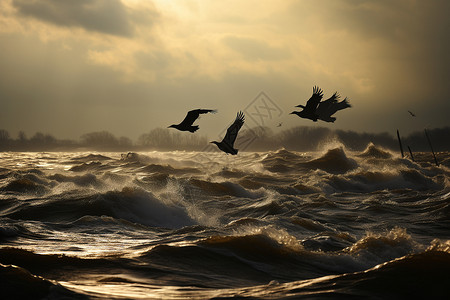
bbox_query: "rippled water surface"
[1,145,449,299]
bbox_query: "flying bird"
[290,86,323,121]
[408,110,416,117]
[168,109,216,133]
[276,122,283,127]
[211,111,245,155]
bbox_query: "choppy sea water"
[1,144,449,299]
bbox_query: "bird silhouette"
[290,86,323,121]
[408,110,416,117]
[168,109,216,133]
[211,111,245,155]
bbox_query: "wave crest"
[358,143,393,159]
[304,147,357,174]
[346,227,421,262]
[1,178,49,195]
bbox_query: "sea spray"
[1,150,449,299]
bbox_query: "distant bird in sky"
[211,111,245,155]
[277,122,283,127]
[408,110,416,117]
[290,86,323,121]
[168,109,216,133]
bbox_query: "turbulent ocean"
[1,144,449,299]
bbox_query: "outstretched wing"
[222,111,245,147]
[326,97,351,116]
[179,109,217,126]
[297,86,323,113]
[333,97,351,111]
[316,92,340,117]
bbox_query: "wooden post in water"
[396,129,404,158]
[424,129,439,167]
[407,146,415,162]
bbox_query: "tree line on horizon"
[0,126,448,152]
[0,129,208,151]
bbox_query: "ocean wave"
[0,167,11,178]
[71,153,113,162]
[140,163,201,175]
[213,167,248,179]
[191,226,379,278]
[225,217,270,229]
[134,173,173,192]
[189,178,255,198]
[68,215,152,231]
[321,166,441,193]
[321,249,450,299]
[138,226,322,282]
[302,147,358,174]
[1,150,449,298]
[0,178,49,195]
[48,173,103,188]
[357,142,394,159]
[0,220,40,240]
[201,234,301,267]
[140,243,275,287]
[291,182,321,194]
[69,161,104,172]
[3,187,195,228]
[301,231,356,252]
[94,187,195,228]
[0,263,87,300]
[261,149,305,173]
[122,151,201,169]
[235,178,309,196]
[267,148,306,161]
[290,216,329,232]
[345,227,422,263]
[0,247,111,275]
[209,248,450,299]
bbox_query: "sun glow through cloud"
[0,0,448,140]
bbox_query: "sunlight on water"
[1,148,449,299]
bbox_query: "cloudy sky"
[1,0,449,141]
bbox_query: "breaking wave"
[0,148,448,299]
